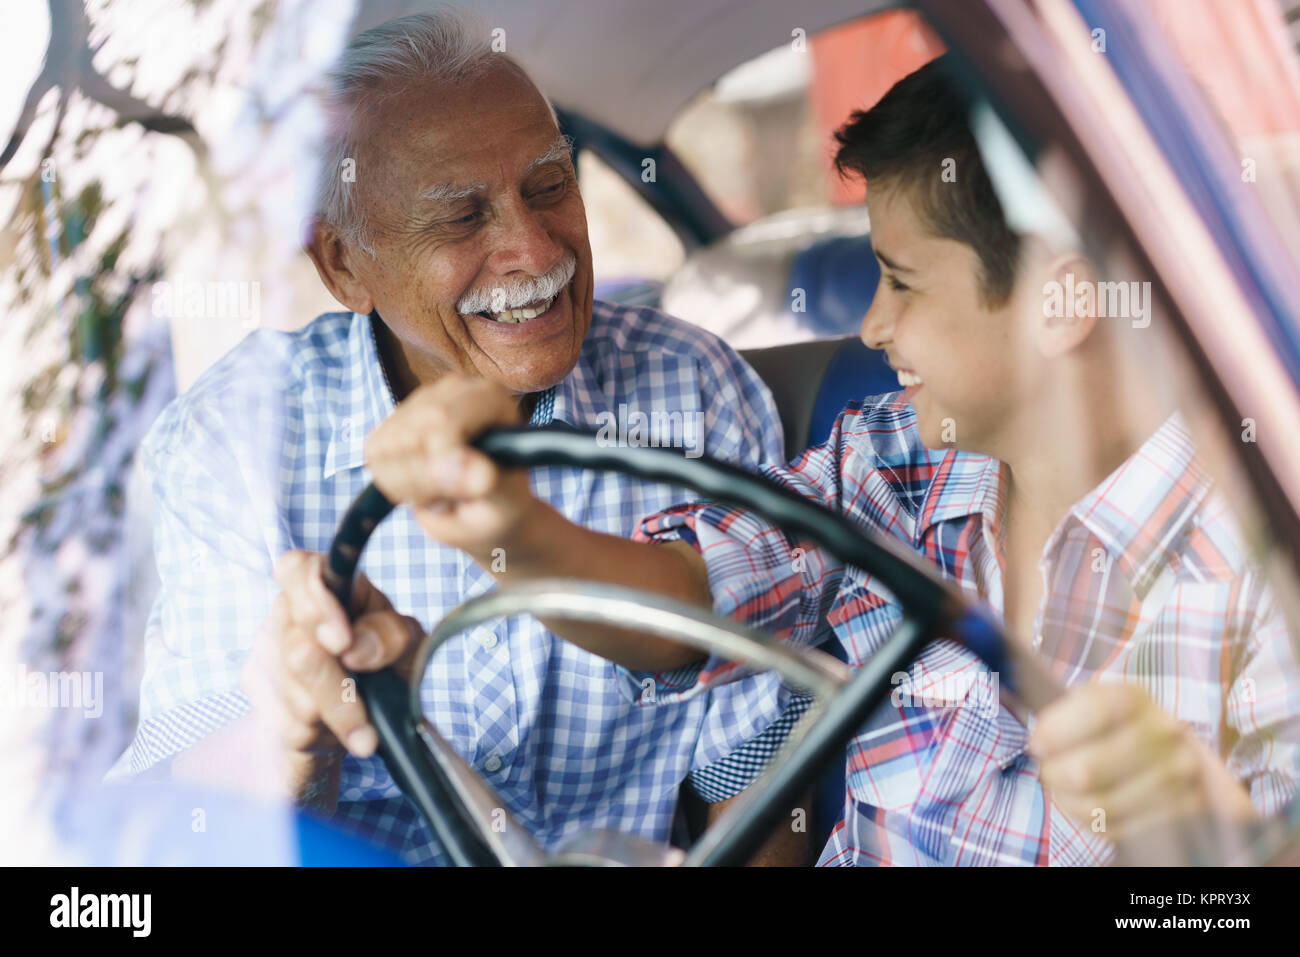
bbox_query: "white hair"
[312,9,555,257]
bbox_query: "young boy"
[353,57,1299,865]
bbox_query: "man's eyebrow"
[417,138,573,204]
[418,181,487,205]
[875,249,915,273]
[524,137,575,174]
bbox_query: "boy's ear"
[304,217,376,316]
[1034,253,1100,359]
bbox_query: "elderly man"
[110,11,806,864]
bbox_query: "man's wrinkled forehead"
[418,137,573,206]
[353,61,559,190]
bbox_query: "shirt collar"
[324,311,614,480]
[547,343,612,428]
[1066,412,1211,597]
[324,312,395,481]
[912,414,1210,598]
[916,450,1006,544]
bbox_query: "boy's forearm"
[477,502,712,672]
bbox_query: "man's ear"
[304,217,375,316]
[1035,253,1100,359]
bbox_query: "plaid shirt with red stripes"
[635,394,1300,866]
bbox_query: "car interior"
[14,0,1300,874]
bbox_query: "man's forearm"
[706,790,813,866]
[479,502,712,672]
[170,712,342,815]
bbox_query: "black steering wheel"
[320,424,1068,866]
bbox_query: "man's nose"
[859,292,896,351]
[488,199,563,277]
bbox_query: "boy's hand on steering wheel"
[363,374,540,566]
[241,550,423,805]
[1028,682,1257,846]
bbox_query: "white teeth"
[489,295,555,323]
[897,370,924,387]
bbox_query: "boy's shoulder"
[831,393,996,525]
[836,393,947,470]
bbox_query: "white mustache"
[457,253,576,314]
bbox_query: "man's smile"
[457,250,578,335]
[476,291,558,323]
[465,280,573,339]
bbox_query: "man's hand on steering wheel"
[241,550,424,807]
[362,374,544,567]
[361,374,712,673]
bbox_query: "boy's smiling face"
[860,183,1027,455]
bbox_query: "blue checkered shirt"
[110,300,798,863]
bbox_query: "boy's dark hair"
[834,56,1021,306]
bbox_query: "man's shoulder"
[189,309,353,395]
[142,311,353,461]
[584,299,745,371]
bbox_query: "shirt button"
[1031,634,1043,650]
[483,754,503,773]
[478,630,499,650]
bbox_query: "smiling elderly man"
[110,11,805,864]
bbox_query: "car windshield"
[3,0,1300,876]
